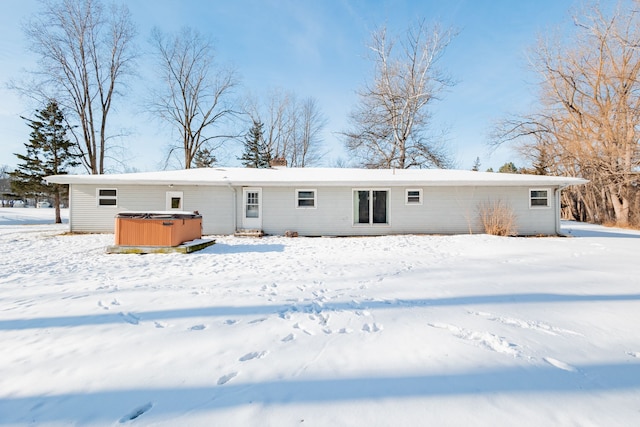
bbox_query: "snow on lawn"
[1,208,640,426]
[0,206,68,225]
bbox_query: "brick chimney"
[270,158,287,168]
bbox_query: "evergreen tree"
[193,148,217,168]
[10,100,80,223]
[471,157,481,171]
[239,120,272,168]
[498,162,519,174]
[531,146,550,175]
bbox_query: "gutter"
[225,180,237,232]
[554,188,561,235]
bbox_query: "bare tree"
[245,89,326,167]
[150,27,239,169]
[293,97,327,167]
[491,1,640,226]
[343,20,456,169]
[19,0,136,174]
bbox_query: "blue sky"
[0,0,578,172]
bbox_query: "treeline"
[10,0,458,175]
[7,0,640,227]
[492,1,640,227]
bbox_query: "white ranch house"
[46,167,587,236]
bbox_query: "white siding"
[69,184,558,236]
[258,186,557,236]
[69,184,235,234]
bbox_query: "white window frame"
[405,188,423,205]
[166,191,184,210]
[529,188,551,209]
[97,188,118,207]
[295,189,317,209]
[352,188,391,227]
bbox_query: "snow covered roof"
[45,167,588,188]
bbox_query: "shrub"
[478,200,517,236]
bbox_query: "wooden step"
[234,229,264,237]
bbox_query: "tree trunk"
[608,185,629,226]
[54,186,62,224]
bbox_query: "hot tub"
[114,211,202,247]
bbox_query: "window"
[166,191,183,210]
[406,189,422,205]
[97,188,117,207]
[354,189,389,225]
[530,189,550,208]
[246,191,260,218]
[296,189,316,208]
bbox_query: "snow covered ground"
[1,207,639,426]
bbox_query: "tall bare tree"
[20,0,136,174]
[343,20,456,169]
[492,1,640,226]
[245,89,326,167]
[150,27,239,169]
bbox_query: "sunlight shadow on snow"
[2,362,639,424]
[2,292,640,331]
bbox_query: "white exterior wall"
[255,185,557,236]
[69,184,235,234]
[69,184,557,236]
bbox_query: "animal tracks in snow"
[362,323,383,333]
[97,298,120,310]
[282,333,296,342]
[217,371,238,385]
[430,315,583,372]
[469,311,582,337]
[119,312,140,325]
[119,402,153,423]
[429,322,522,357]
[239,350,268,362]
[543,357,578,372]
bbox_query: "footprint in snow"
[190,324,206,331]
[224,319,238,325]
[362,323,383,333]
[626,351,640,358]
[119,402,153,423]
[154,321,167,328]
[217,371,238,385]
[239,351,268,361]
[282,333,295,342]
[544,357,578,372]
[119,312,139,325]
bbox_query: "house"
[45,167,587,236]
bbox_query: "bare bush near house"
[478,200,517,236]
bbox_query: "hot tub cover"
[115,211,202,220]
